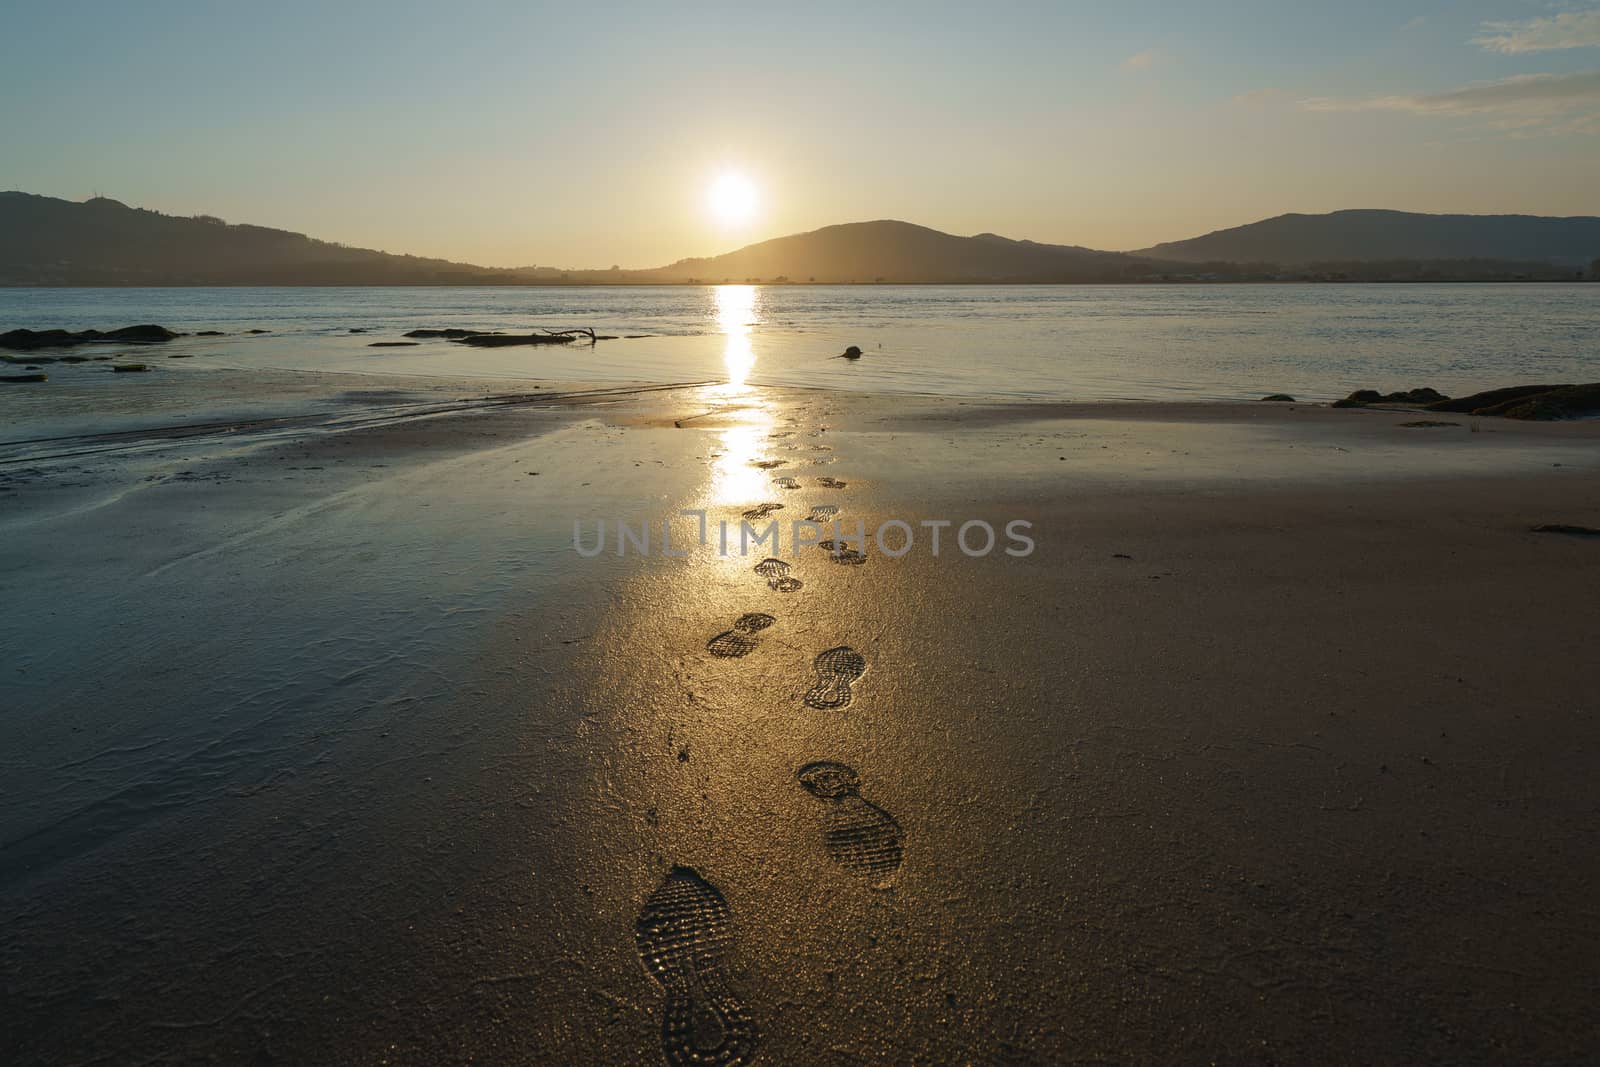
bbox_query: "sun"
[707,172,760,227]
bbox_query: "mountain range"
[1,192,1595,286]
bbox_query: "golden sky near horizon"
[4,2,1597,267]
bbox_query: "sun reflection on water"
[701,286,777,508]
[714,284,758,395]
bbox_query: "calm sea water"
[1,284,1594,401]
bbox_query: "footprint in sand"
[773,476,801,490]
[805,646,867,709]
[805,505,840,524]
[817,477,847,489]
[817,540,867,566]
[750,459,785,470]
[796,762,904,885]
[742,502,783,520]
[707,613,777,658]
[753,558,802,592]
[636,866,760,1067]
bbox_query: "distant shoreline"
[2,278,1596,289]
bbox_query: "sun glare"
[707,172,759,227]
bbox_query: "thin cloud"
[1402,16,1426,32]
[1233,87,1287,105]
[1474,9,1600,53]
[1301,69,1600,120]
[1120,49,1159,72]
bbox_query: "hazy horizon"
[4,2,1598,268]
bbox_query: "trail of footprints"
[635,409,901,1066]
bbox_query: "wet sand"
[2,373,1598,1064]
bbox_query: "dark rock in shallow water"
[1258,394,1296,402]
[246,329,270,334]
[368,341,419,347]
[458,332,586,347]
[0,324,180,350]
[194,330,226,336]
[348,328,367,333]
[400,327,499,340]
[95,324,179,343]
[1,372,48,383]
[403,328,498,339]
[111,363,150,372]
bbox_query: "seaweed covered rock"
[1258,394,1296,402]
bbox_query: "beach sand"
[2,373,1597,1064]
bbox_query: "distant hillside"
[0,192,549,285]
[1137,210,1600,267]
[637,220,1147,283]
[2,193,1593,286]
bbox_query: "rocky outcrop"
[1425,385,1570,414]
[1332,381,1600,420]
[1426,383,1600,420]
[0,324,181,350]
[1498,383,1600,421]
[1332,387,1449,408]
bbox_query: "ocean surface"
[1,284,1595,401]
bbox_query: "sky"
[3,1,1597,267]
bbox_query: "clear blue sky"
[3,1,1596,266]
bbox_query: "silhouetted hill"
[1137,210,1600,267]
[0,192,549,285]
[638,220,1147,283]
[2,193,1594,285]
